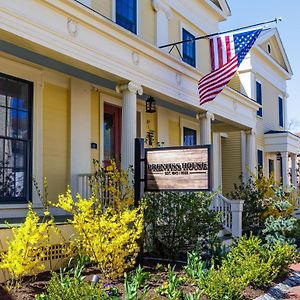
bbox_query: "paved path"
[255,263,300,300]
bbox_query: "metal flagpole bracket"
[159,18,282,57]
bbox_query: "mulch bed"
[0,260,293,300]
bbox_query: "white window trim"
[180,117,200,146]
[0,56,43,211]
[112,0,139,35]
[180,21,198,68]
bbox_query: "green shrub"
[144,192,221,260]
[198,235,298,299]
[184,251,209,281]
[36,272,104,300]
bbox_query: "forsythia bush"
[56,161,144,279]
[0,205,54,286]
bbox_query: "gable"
[256,28,292,77]
[260,36,288,72]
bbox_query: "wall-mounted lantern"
[146,96,156,113]
[276,152,282,161]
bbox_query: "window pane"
[6,108,18,138]
[182,29,196,67]
[18,111,29,139]
[104,113,114,161]
[6,78,19,100]
[4,139,15,168]
[0,94,5,107]
[184,127,196,146]
[14,141,26,168]
[15,171,25,197]
[116,0,137,34]
[7,96,18,109]
[0,106,6,136]
[19,82,29,111]
[2,168,15,197]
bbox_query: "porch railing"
[211,194,244,237]
[77,174,244,237]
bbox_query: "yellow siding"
[144,111,157,147]
[91,90,100,167]
[43,82,69,202]
[222,132,242,195]
[228,73,241,92]
[169,120,180,146]
[139,0,155,44]
[91,0,111,19]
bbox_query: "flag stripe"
[210,39,215,71]
[225,35,231,61]
[221,35,227,64]
[217,37,223,67]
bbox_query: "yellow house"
[0,0,297,223]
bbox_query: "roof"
[265,130,300,139]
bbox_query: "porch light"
[276,152,281,161]
[146,96,156,113]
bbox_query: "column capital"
[245,128,256,135]
[116,81,143,96]
[197,111,215,121]
[151,0,172,20]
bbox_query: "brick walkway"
[285,264,300,299]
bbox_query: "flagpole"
[159,17,282,49]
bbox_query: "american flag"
[198,28,262,105]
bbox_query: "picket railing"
[211,194,244,237]
[77,174,244,237]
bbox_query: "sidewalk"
[285,263,300,299]
[255,263,300,300]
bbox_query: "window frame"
[113,0,138,35]
[183,127,197,146]
[0,73,33,203]
[180,117,200,146]
[181,28,196,67]
[256,80,263,117]
[278,96,284,128]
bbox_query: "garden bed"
[0,260,293,300]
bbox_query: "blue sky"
[220,0,300,132]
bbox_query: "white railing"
[77,175,244,237]
[77,173,93,199]
[211,194,244,237]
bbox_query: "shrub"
[144,192,221,260]
[229,173,297,235]
[198,235,298,299]
[36,270,104,300]
[55,161,145,279]
[0,204,54,288]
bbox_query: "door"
[103,103,121,165]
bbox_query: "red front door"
[103,103,121,165]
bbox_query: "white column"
[281,151,289,187]
[284,95,288,130]
[152,0,172,49]
[241,130,247,183]
[291,153,297,187]
[246,129,256,178]
[70,78,91,192]
[116,82,143,171]
[230,200,244,238]
[212,132,222,190]
[199,112,214,145]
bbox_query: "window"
[183,127,197,146]
[278,96,284,127]
[257,149,263,172]
[268,159,274,176]
[0,74,33,202]
[116,0,137,34]
[182,29,196,67]
[256,81,262,117]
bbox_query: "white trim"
[78,0,91,7]
[179,117,200,146]
[180,21,198,69]
[112,0,139,35]
[0,56,43,208]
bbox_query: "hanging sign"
[145,145,211,191]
